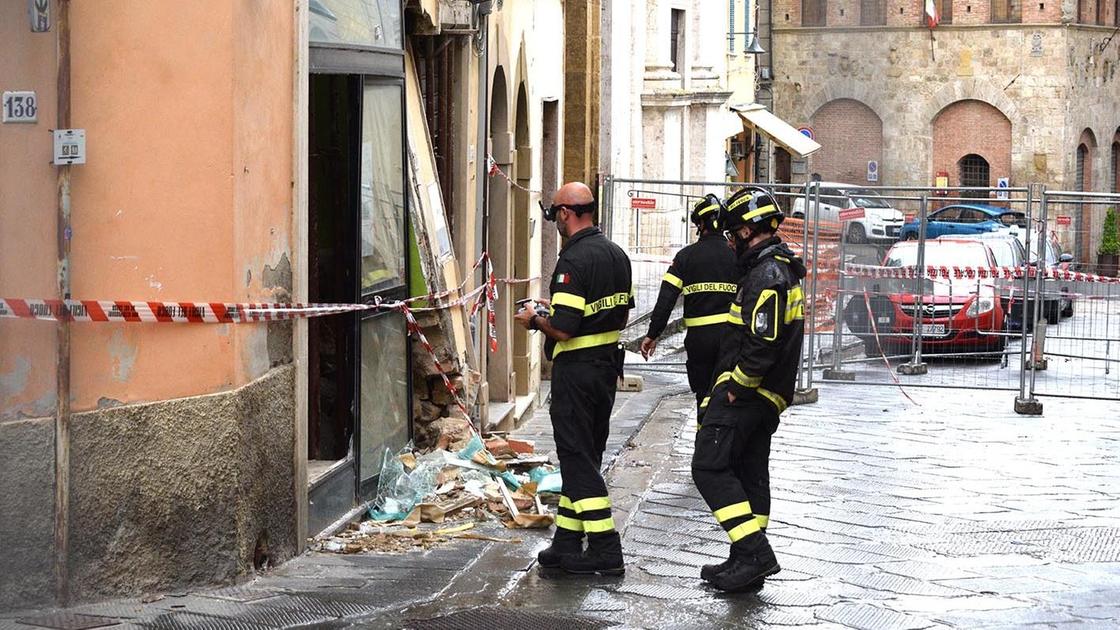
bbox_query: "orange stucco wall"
[1,1,294,418]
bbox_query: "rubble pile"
[314,427,562,555]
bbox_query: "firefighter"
[692,186,806,592]
[514,181,633,576]
[640,194,738,411]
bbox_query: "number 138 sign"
[3,91,38,123]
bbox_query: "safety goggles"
[538,201,597,222]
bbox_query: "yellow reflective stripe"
[727,518,762,542]
[663,272,683,289]
[774,255,790,263]
[571,497,611,513]
[553,330,621,357]
[727,193,753,212]
[757,387,788,414]
[584,292,630,315]
[559,495,574,510]
[713,371,732,387]
[583,517,616,533]
[552,292,586,311]
[731,367,761,389]
[699,396,711,409]
[756,514,770,529]
[728,303,744,326]
[682,282,737,296]
[683,313,729,328]
[728,314,745,326]
[741,204,777,222]
[785,286,805,324]
[730,303,742,315]
[713,502,753,523]
[556,514,584,532]
[696,202,720,216]
[752,289,779,341]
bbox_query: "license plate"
[921,324,946,335]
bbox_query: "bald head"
[554,181,595,206]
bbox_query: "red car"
[845,239,1006,357]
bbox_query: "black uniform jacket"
[710,236,807,413]
[646,233,738,339]
[547,227,634,362]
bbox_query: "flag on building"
[925,0,940,27]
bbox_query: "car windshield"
[885,242,989,268]
[841,188,891,208]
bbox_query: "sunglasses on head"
[538,201,597,222]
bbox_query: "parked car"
[947,233,1064,332]
[791,182,905,244]
[844,239,1006,357]
[899,204,1026,241]
[1030,232,1076,319]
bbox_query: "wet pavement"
[5,365,1120,629]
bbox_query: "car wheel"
[863,340,879,357]
[847,222,867,244]
[1061,301,1074,318]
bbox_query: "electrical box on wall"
[53,129,86,165]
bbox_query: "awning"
[731,104,821,159]
[717,107,747,140]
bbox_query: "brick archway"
[810,98,883,184]
[932,100,1011,190]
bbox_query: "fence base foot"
[792,388,819,405]
[897,362,928,375]
[1014,397,1043,415]
[1024,359,1049,371]
[822,369,856,381]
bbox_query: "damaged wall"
[0,0,297,610]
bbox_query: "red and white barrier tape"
[487,154,541,195]
[846,264,1120,284]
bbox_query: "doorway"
[959,153,990,199]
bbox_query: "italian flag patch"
[556,273,571,284]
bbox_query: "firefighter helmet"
[721,187,783,233]
[689,193,724,231]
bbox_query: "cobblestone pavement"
[406,384,1120,629]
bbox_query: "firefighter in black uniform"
[640,194,738,411]
[515,182,633,576]
[692,187,806,592]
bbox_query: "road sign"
[867,160,879,183]
[996,177,1009,200]
[797,126,814,140]
[631,197,656,210]
[1056,215,1072,226]
[839,207,866,222]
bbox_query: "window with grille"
[861,0,886,24]
[1076,144,1088,191]
[802,0,827,26]
[959,154,990,198]
[991,0,1021,23]
[939,0,953,23]
[1112,142,1119,193]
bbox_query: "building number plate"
[2,91,38,123]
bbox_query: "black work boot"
[708,534,780,592]
[537,529,584,568]
[560,531,624,576]
[700,555,734,582]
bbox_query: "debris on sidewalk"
[315,431,560,554]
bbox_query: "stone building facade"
[769,0,1120,258]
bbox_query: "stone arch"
[923,79,1022,133]
[931,100,1011,191]
[486,66,512,402]
[810,98,884,184]
[799,80,889,129]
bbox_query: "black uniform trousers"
[683,326,723,410]
[692,382,779,544]
[550,357,618,537]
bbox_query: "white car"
[790,182,905,244]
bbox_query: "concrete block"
[792,388,819,405]
[822,368,856,381]
[897,363,928,375]
[1014,397,1044,415]
[618,375,644,392]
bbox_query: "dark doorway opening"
[308,74,359,483]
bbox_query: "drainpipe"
[54,0,73,606]
[474,4,490,424]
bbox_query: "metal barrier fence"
[602,176,1120,412]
